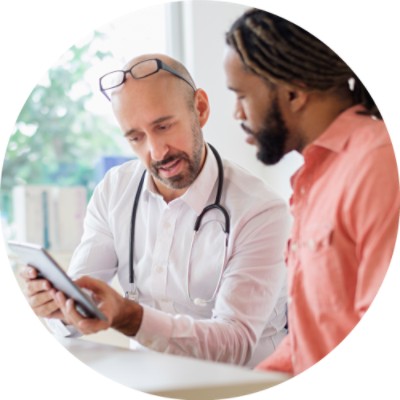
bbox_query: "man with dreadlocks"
[224,8,399,375]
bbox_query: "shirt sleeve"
[344,143,400,316]
[134,200,291,366]
[67,176,118,283]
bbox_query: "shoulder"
[347,115,393,156]
[221,158,291,240]
[222,158,287,211]
[101,159,143,185]
[344,116,397,179]
[94,159,144,200]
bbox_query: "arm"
[344,144,399,315]
[50,180,290,367]
[257,142,399,374]
[67,178,118,283]
[134,201,291,366]
[53,201,290,365]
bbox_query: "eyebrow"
[151,115,174,125]
[227,86,244,94]
[123,115,175,137]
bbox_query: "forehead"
[114,72,183,104]
[111,75,190,127]
[223,47,264,90]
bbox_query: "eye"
[156,123,172,131]
[126,133,143,143]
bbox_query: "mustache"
[240,122,256,136]
[152,153,188,169]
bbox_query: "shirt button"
[308,239,316,251]
[156,266,164,274]
[288,296,293,305]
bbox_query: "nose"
[148,135,169,162]
[234,101,245,121]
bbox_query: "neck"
[299,94,354,150]
[158,185,186,204]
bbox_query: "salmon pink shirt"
[257,105,400,375]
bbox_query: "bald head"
[124,53,196,88]
[114,53,197,109]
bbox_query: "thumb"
[75,276,107,296]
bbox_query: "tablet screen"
[8,241,107,321]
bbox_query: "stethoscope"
[125,144,230,307]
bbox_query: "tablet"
[8,240,107,321]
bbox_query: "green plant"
[1,31,127,222]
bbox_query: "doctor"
[21,53,290,368]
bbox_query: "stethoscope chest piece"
[125,283,139,301]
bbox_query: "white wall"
[175,0,303,202]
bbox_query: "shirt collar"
[306,105,367,154]
[142,144,218,214]
[291,105,368,190]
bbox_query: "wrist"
[113,299,143,337]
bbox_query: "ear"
[280,85,308,113]
[193,88,210,128]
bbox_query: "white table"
[58,337,290,399]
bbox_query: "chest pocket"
[302,224,333,256]
[289,224,347,312]
[288,224,333,258]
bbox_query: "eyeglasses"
[99,58,196,100]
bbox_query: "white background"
[0,0,399,399]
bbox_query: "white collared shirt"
[52,145,291,368]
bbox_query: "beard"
[241,97,289,165]
[150,122,204,190]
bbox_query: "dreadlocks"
[226,9,381,119]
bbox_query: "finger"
[51,291,74,324]
[55,293,87,328]
[19,265,38,280]
[32,298,60,318]
[75,276,107,295]
[25,279,52,296]
[28,289,54,308]
[52,290,67,311]
[48,309,65,320]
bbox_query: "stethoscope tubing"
[127,143,230,302]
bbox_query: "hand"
[52,276,143,336]
[19,265,63,320]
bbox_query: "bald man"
[20,54,291,368]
